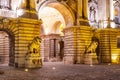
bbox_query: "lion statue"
[85,41,98,53]
[27,36,41,54]
[25,36,42,68]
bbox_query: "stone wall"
[63,26,93,64]
[0,32,9,64]
[98,28,120,63]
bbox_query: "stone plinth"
[84,53,98,65]
[25,53,42,68]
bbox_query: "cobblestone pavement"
[0,62,120,80]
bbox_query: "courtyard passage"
[0,62,120,80]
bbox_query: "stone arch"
[52,21,61,33]
[0,18,17,66]
[38,1,74,61]
[38,1,75,29]
[51,21,64,36]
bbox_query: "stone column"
[41,35,50,62]
[63,27,77,64]
[14,18,42,68]
[77,0,89,26]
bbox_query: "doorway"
[59,39,64,60]
[0,31,14,66]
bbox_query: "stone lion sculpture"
[85,41,98,53]
[27,36,41,54]
[25,36,42,68]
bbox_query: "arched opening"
[0,30,14,66]
[38,2,74,61]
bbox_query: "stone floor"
[0,62,120,80]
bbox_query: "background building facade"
[0,0,120,68]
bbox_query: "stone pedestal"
[84,53,98,65]
[25,53,42,68]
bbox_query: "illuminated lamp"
[111,54,119,63]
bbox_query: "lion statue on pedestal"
[25,36,42,68]
[86,41,98,53]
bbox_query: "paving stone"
[0,62,120,80]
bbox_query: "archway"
[0,30,15,66]
[0,31,9,65]
[0,18,17,66]
[38,1,74,61]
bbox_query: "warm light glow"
[103,21,108,28]
[25,68,28,72]
[110,0,114,20]
[59,24,64,36]
[102,21,115,28]
[17,9,24,17]
[52,67,56,70]
[44,27,49,35]
[114,9,119,16]
[38,7,65,35]
[111,22,115,28]
[11,0,22,10]
[112,54,119,63]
